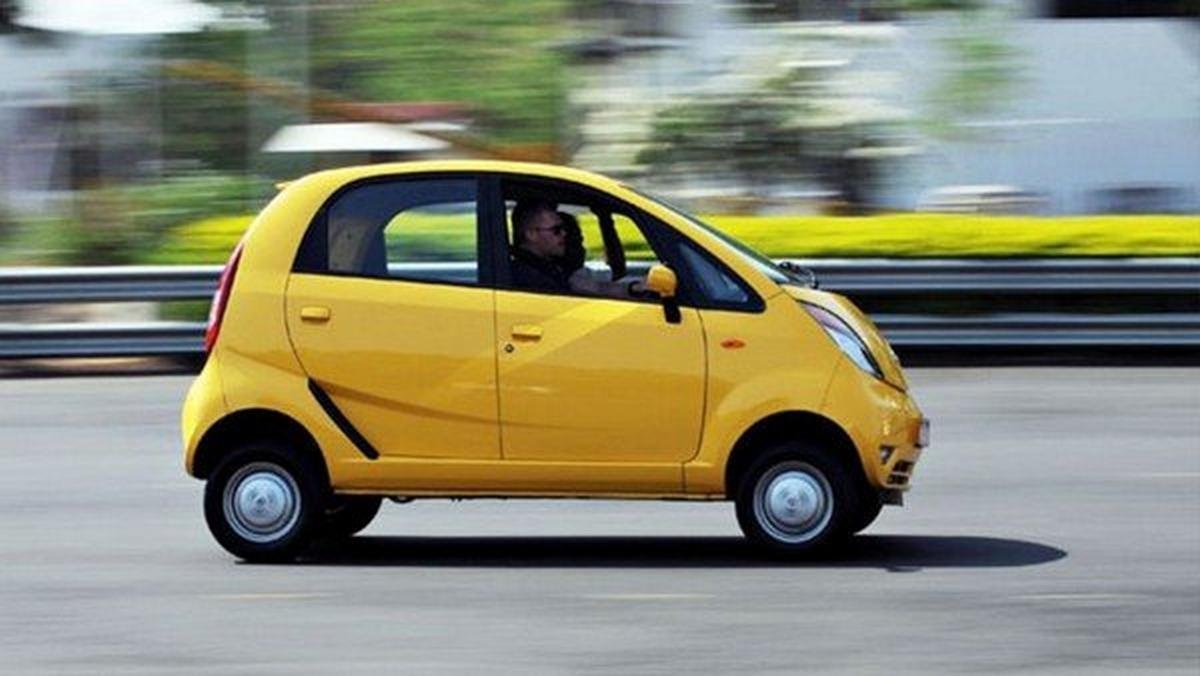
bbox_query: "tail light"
[204,241,245,354]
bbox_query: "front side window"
[501,177,671,302]
[675,240,751,306]
[301,177,480,285]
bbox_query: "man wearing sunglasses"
[510,200,646,298]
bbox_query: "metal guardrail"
[2,259,1197,304]
[0,259,1197,358]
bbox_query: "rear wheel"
[204,443,325,562]
[735,442,860,555]
[320,496,382,539]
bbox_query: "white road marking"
[580,593,714,601]
[207,593,337,601]
[1013,593,1143,602]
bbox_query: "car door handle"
[300,306,331,322]
[511,324,543,340]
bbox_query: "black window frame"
[290,170,764,313]
[292,172,502,289]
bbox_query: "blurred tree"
[146,0,570,174]
[150,22,303,177]
[922,8,1022,140]
[636,68,900,212]
[309,0,569,146]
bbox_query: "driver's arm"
[568,268,646,299]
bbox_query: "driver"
[510,200,647,299]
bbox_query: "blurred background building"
[0,0,1197,264]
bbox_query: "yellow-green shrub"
[148,212,1200,264]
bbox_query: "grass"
[145,213,1200,264]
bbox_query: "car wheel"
[320,496,382,539]
[204,443,324,563]
[735,442,859,554]
[849,492,883,535]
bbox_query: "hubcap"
[753,462,834,544]
[223,462,301,544]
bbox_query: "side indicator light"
[720,338,746,350]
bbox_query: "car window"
[611,212,654,263]
[500,173,677,302]
[321,178,479,284]
[675,240,751,306]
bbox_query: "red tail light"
[204,242,245,354]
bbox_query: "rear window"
[296,177,481,285]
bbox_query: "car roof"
[296,160,626,194]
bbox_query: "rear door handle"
[511,324,543,340]
[300,306,331,322]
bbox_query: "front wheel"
[735,443,860,555]
[849,492,883,535]
[204,443,324,563]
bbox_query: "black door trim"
[307,379,380,460]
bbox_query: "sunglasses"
[533,224,566,236]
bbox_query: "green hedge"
[148,213,1200,264]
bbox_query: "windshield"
[628,188,790,284]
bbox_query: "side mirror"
[644,264,681,324]
[644,264,677,298]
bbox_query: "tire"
[203,442,325,563]
[320,496,382,539]
[735,441,861,555]
[849,492,883,535]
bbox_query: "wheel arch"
[192,408,330,490]
[723,410,869,499]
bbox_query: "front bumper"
[879,416,929,491]
[820,358,928,492]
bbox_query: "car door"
[491,183,706,493]
[285,174,501,464]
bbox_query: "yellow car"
[182,160,928,562]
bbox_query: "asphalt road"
[0,369,1197,674]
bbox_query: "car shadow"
[289,534,1066,570]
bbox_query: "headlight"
[801,302,884,380]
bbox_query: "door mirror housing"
[645,264,677,299]
[645,264,681,324]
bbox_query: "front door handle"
[300,306,331,322]
[511,324,543,340]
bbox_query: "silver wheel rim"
[752,461,834,544]
[223,462,301,544]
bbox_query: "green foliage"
[637,84,810,188]
[311,0,570,144]
[637,70,894,209]
[700,214,1200,258]
[150,211,1200,265]
[147,214,256,264]
[10,174,268,265]
[920,8,1023,140]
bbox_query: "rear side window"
[296,177,480,285]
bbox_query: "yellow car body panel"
[182,160,926,504]
[494,292,705,461]
[681,292,844,494]
[285,274,501,461]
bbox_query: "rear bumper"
[181,358,226,477]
